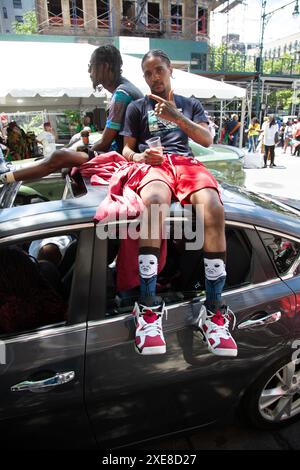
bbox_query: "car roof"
[0,178,300,239]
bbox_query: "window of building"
[15,16,23,23]
[147,2,160,30]
[197,7,208,34]
[122,0,135,18]
[171,3,182,32]
[259,232,300,276]
[69,0,84,27]
[13,0,22,8]
[97,0,110,29]
[48,0,63,25]
[3,7,8,19]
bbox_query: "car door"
[0,225,96,450]
[85,220,296,449]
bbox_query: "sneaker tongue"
[212,311,225,326]
[143,310,158,324]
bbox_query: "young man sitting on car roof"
[120,49,237,358]
[0,45,142,182]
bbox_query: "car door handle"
[11,371,75,392]
[238,311,281,330]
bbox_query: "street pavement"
[139,146,300,451]
[243,147,300,201]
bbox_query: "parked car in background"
[0,173,299,449]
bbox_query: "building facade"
[34,1,233,69]
[263,32,300,61]
[0,0,35,33]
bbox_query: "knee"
[141,184,171,207]
[143,192,170,206]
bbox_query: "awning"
[0,40,246,100]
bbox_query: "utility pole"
[255,0,299,120]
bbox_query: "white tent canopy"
[0,40,245,101]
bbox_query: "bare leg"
[139,181,172,249]
[10,149,89,182]
[190,188,225,253]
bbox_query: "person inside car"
[0,45,143,185]
[0,247,66,335]
[121,49,237,358]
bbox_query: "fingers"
[168,89,174,102]
[148,94,166,104]
[154,103,164,116]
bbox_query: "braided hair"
[92,44,123,85]
[141,49,171,68]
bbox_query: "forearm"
[123,144,138,162]
[175,116,212,147]
[92,138,110,153]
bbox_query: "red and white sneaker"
[198,305,237,357]
[133,298,166,355]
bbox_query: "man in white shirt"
[37,122,56,158]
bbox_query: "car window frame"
[256,226,300,280]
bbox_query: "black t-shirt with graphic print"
[121,95,208,156]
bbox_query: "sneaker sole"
[207,345,237,357]
[135,345,166,355]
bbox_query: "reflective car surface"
[0,175,299,450]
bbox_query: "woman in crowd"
[262,114,279,168]
[247,117,260,152]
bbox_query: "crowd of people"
[0,116,58,164]
[216,112,300,167]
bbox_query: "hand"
[133,148,164,166]
[148,90,181,123]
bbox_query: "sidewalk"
[243,147,300,200]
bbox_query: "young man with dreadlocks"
[0,45,142,183]
[121,49,237,357]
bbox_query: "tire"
[241,355,300,430]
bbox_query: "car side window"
[258,232,300,276]
[0,232,78,338]
[105,226,252,317]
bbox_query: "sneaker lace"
[208,307,236,340]
[140,305,166,336]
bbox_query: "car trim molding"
[1,322,87,344]
[0,222,95,244]
[256,226,300,244]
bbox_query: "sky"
[210,0,300,46]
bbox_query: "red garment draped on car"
[78,152,167,292]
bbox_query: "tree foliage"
[12,11,38,34]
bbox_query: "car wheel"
[242,356,300,429]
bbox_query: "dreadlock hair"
[141,49,171,68]
[0,247,66,335]
[92,45,123,84]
